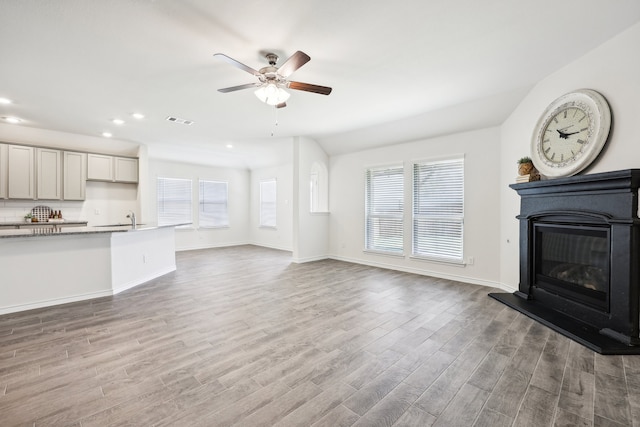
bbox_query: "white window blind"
[413,158,464,262]
[157,177,192,226]
[260,179,277,228]
[365,165,404,254]
[199,180,228,228]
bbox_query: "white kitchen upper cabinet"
[63,151,87,200]
[87,153,113,181]
[8,145,35,199]
[0,143,7,199]
[36,147,62,200]
[114,157,138,183]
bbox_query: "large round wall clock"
[531,89,611,178]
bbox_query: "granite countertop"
[0,220,89,227]
[0,223,191,239]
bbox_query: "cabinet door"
[114,157,138,183]
[8,145,35,199]
[0,144,7,199]
[63,151,87,200]
[87,153,113,181]
[36,148,62,200]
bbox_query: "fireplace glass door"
[534,224,610,312]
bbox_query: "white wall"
[147,159,251,251]
[250,161,294,252]
[293,136,330,262]
[0,233,113,314]
[329,127,502,288]
[110,227,176,293]
[499,22,640,290]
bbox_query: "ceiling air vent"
[166,116,194,126]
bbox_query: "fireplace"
[490,169,640,354]
[534,224,609,312]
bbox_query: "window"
[260,179,277,228]
[413,157,464,263]
[365,165,404,254]
[199,180,228,228]
[157,177,192,226]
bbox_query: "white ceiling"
[1,1,639,169]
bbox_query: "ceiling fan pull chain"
[271,106,279,137]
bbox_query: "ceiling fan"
[214,51,332,108]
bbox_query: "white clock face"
[531,89,611,178]
[541,107,591,164]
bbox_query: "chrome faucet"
[126,211,136,228]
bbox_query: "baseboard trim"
[247,242,293,252]
[292,255,330,264]
[112,266,177,295]
[1,267,178,315]
[0,290,114,316]
[176,241,251,252]
[328,254,507,290]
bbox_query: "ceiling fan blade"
[277,51,311,77]
[217,83,261,93]
[214,53,260,76]
[287,81,332,95]
[276,102,287,109]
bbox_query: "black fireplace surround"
[490,169,640,354]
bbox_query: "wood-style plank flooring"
[1,245,639,426]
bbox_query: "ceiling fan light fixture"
[255,83,290,106]
[2,116,22,124]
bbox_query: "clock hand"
[556,129,570,139]
[564,131,579,136]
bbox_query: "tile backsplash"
[0,200,85,222]
[0,182,138,225]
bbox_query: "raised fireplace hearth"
[490,169,640,354]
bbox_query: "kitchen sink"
[94,223,145,227]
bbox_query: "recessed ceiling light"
[226,144,233,149]
[101,132,113,138]
[0,97,12,105]
[112,118,125,125]
[2,116,22,124]
[132,113,145,120]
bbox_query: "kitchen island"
[0,224,186,315]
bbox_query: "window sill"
[198,225,230,230]
[409,255,466,267]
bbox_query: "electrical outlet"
[467,256,474,265]
[94,209,101,215]
[142,254,147,264]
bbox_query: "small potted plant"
[24,213,33,223]
[517,156,535,176]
